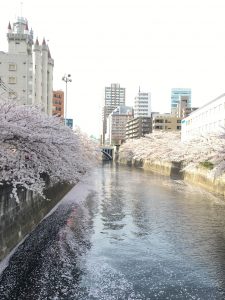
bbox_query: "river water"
[1,163,225,299]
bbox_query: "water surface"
[1,163,225,299]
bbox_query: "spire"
[8,22,11,30]
[35,37,39,45]
[139,86,141,93]
[48,49,51,58]
[42,37,48,52]
[30,28,34,39]
[25,22,28,31]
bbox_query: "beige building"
[107,106,133,145]
[176,96,198,118]
[152,114,182,132]
[0,17,54,115]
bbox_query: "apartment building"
[153,114,182,132]
[126,117,152,139]
[52,90,64,117]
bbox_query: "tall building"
[171,88,191,116]
[107,106,133,145]
[52,90,64,117]
[134,87,151,118]
[0,17,54,115]
[102,83,126,144]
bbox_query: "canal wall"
[119,157,225,197]
[0,183,73,262]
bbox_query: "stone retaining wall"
[0,183,73,261]
[119,157,225,197]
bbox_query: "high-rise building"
[171,88,191,116]
[134,87,151,118]
[107,106,133,145]
[102,83,126,144]
[52,90,64,117]
[0,17,54,115]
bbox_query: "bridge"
[101,145,120,161]
[101,146,114,160]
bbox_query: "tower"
[7,17,33,55]
[1,17,34,105]
[33,38,42,106]
[41,38,48,113]
[0,17,54,115]
[47,49,54,116]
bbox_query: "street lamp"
[62,74,72,125]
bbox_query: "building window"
[9,63,16,71]
[177,120,181,123]
[177,126,181,130]
[8,91,17,99]
[8,76,16,84]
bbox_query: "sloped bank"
[0,183,73,262]
[119,157,225,197]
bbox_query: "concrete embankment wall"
[0,183,73,262]
[119,157,225,197]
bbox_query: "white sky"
[1,0,225,137]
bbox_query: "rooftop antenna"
[20,2,23,17]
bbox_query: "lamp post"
[62,74,72,125]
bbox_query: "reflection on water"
[101,164,126,234]
[1,163,225,299]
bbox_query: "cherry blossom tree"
[119,131,225,177]
[0,98,99,201]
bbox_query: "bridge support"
[101,146,114,160]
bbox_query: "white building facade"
[181,93,225,141]
[0,17,54,115]
[134,88,151,118]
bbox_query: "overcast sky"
[1,0,225,137]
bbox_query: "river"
[1,163,225,299]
